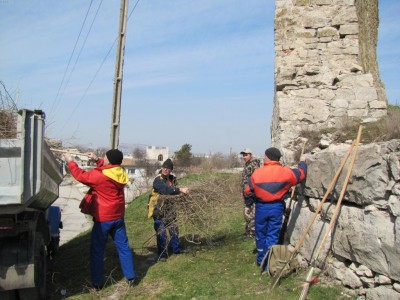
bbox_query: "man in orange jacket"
[244,147,307,267]
[64,149,136,289]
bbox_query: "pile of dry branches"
[155,174,242,246]
[0,110,17,138]
[0,81,18,138]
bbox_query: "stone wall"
[272,0,387,165]
[287,140,400,299]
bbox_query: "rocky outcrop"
[287,140,400,299]
[271,1,398,298]
[272,0,387,165]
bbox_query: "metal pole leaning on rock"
[278,142,306,245]
[269,139,356,292]
[298,125,363,300]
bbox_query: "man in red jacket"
[244,147,307,268]
[64,149,136,289]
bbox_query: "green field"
[48,173,347,299]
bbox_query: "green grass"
[48,173,348,299]
[299,104,400,154]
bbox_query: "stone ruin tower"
[271,0,387,163]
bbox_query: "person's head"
[161,158,173,175]
[264,147,282,162]
[240,148,253,163]
[104,149,123,165]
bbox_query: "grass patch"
[300,104,400,151]
[295,105,400,154]
[48,173,348,299]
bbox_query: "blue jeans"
[153,218,181,257]
[255,201,285,265]
[90,219,136,286]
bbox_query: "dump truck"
[0,109,63,299]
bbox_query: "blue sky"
[1,1,398,157]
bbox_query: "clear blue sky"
[1,1,398,157]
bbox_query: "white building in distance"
[146,145,169,162]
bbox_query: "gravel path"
[53,180,92,245]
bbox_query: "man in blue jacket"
[147,158,189,261]
[244,147,307,267]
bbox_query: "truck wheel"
[0,290,18,300]
[18,235,47,300]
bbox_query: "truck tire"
[18,234,47,300]
[0,290,18,300]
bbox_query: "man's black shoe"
[127,278,137,287]
[174,249,189,255]
[159,256,167,262]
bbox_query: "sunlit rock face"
[272,0,387,165]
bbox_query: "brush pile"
[0,82,18,138]
[0,110,17,138]
[156,173,241,245]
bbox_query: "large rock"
[366,286,400,300]
[304,140,400,206]
[333,206,400,281]
[288,140,400,288]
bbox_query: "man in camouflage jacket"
[240,148,261,240]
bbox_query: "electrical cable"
[59,0,141,133]
[57,0,105,116]
[53,0,140,135]
[50,0,95,119]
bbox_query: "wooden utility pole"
[110,0,129,149]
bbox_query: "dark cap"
[162,158,174,170]
[265,147,282,161]
[106,149,123,165]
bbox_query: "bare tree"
[132,147,146,162]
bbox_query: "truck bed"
[0,109,63,214]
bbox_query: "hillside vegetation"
[300,104,400,154]
[48,173,347,299]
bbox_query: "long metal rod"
[278,142,306,244]
[110,0,129,149]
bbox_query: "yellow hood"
[102,166,129,184]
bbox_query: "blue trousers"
[153,218,181,257]
[255,201,285,265]
[90,219,136,286]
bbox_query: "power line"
[50,0,95,119]
[57,0,105,114]
[58,0,141,135]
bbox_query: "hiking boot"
[127,278,137,287]
[259,253,269,272]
